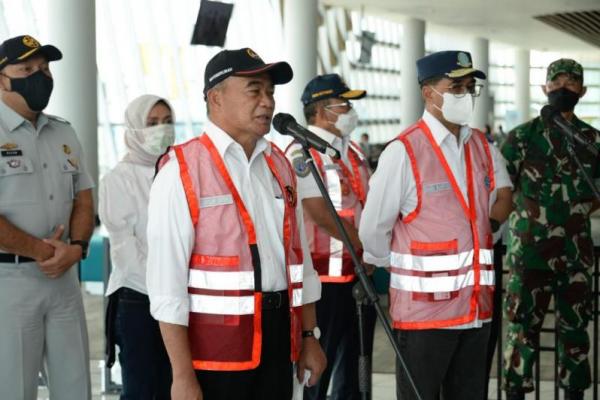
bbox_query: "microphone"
[273,113,341,159]
[540,105,598,155]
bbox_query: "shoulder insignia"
[47,115,71,125]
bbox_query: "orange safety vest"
[286,141,370,283]
[158,133,304,371]
[388,120,495,330]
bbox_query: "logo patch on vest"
[424,182,451,193]
[484,176,491,190]
[199,194,234,208]
[292,157,310,178]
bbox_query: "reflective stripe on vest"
[390,249,493,272]
[190,294,255,315]
[390,269,495,293]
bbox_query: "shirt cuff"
[301,272,321,304]
[363,251,391,267]
[149,295,190,326]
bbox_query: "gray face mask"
[5,70,54,111]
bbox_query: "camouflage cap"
[546,58,583,82]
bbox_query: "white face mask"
[139,124,175,155]
[327,107,359,136]
[431,87,474,126]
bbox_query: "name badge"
[324,164,341,171]
[199,194,234,208]
[424,182,451,193]
[1,150,22,157]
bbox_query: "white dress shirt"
[146,120,321,326]
[99,162,154,296]
[288,125,354,201]
[359,111,512,329]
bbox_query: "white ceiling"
[323,0,600,57]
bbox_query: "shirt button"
[43,163,47,169]
[49,194,54,200]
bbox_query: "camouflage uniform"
[501,106,600,393]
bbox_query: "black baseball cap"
[0,35,62,70]
[203,48,293,95]
[301,73,366,106]
[416,50,486,84]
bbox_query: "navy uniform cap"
[204,47,293,95]
[301,73,366,106]
[0,35,62,70]
[417,50,486,84]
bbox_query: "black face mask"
[547,87,580,112]
[6,70,54,112]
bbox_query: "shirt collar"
[0,99,50,134]
[422,109,472,147]
[308,124,349,154]
[0,99,26,132]
[204,119,270,162]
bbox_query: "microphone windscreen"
[540,105,558,124]
[272,113,296,134]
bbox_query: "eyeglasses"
[444,83,484,98]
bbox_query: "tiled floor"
[35,277,600,399]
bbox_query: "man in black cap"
[285,73,376,400]
[359,50,513,399]
[146,48,326,400]
[0,35,94,399]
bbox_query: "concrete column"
[471,37,490,130]
[47,0,98,194]
[281,0,318,124]
[515,49,531,125]
[400,18,425,130]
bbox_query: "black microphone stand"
[299,145,422,400]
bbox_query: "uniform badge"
[0,143,18,150]
[7,159,21,168]
[292,157,309,178]
[23,35,40,48]
[457,52,471,67]
[63,144,72,155]
[484,176,491,189]
[285,185,297,208]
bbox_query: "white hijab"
[122,94,175,166]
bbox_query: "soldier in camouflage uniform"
[501,59,600,400]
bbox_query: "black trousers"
[305,281,377,400]
[195,301,293,400]
[395,324,491,400]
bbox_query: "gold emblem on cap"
[63,144,72,155]
[457,52,471,68]
[246,48,260,59]
[0,143,18,150]
[22,36,40,49]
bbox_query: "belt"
[0,253,35,263]
[262,290,289,310]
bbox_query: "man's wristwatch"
[302,327,321,340]
[70,240,89,260]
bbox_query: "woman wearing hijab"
[99,95,176,399]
